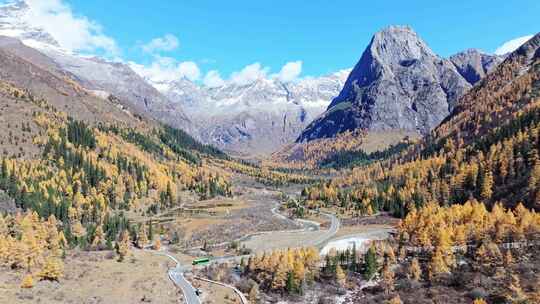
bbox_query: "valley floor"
[0,172,403,304]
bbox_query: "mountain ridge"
[297,25,473,143]
[0,0,194,135]
[152,69,350,155]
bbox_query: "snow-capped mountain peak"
[0,0,193,134]
[143,69,350,154]
[0,0,350,155]
[0,0,69,53]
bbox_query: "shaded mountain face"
[450,49,504,85]
[0,1,193,134]
[154,71,349,155]
[297,26,472,143]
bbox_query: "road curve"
[151,192,340,304]
[313,212,340,248]
[156,252,201,304]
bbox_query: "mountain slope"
[0,28,234,285]
[297,26,471,143]
[0,36,144,152]
[0,0,193,134]
[302,32,540,215]
[433,33,540,144]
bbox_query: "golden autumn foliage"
[270,130,367,169]
[38,257,63,281]
[246,247,320,292]
[219,159,312,186]
[20,94,231,213]
[116,230,130,262]
[136,224,148,249]
[153,239,161,251]
[505,274,528,303]
[0,91,235,281]
[20,274,34,289]
[335,264,346,286]
[386,295,403,304]
[0,212,64,274]
[399,201,540,249]
[394,199,540,286]
[408,258,421,281]
[92,225,106,250]
[300,60,540,218]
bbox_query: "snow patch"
[320,236,372,255]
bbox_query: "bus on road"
[192,257,210,265]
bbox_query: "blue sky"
[6,0,540,85]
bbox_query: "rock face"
[450,49,504,85]
[297,26,472,142]
[156,71,349,155]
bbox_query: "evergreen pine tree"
[363,246,378,280]
[286,271,296,294]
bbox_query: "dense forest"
[0,89,233,284]
[301,55,540,219]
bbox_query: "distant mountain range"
[0,0,349,155]
[150,71,349,155]
[0,1,519,158]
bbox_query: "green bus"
[192,257,210,265]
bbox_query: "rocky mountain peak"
[298,25,471,143]
[450,49,504,85]
[147,70,349,154]
[0,0,62,50]
[370,25,437,66]
[513,33,540,60]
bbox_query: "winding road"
[156,252,202,304]
[157,187,341,304]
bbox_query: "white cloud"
[22,0,119,56]
[177,61,201,81]
[202,61,304,87]
[203,70,225,88]
[142,34,179,53]
[277,61,303,82]
[230,63,269,86]
[129,56,201,84]
[495,35,534,55]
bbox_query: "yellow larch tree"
[20,274,34,289]
[136,224,148,249]
[92,225,106,250]
[117,230,131,262]
[335,264,346,287]
[38,257,63,281]
[271,261,288,290]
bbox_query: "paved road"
[153,188,340,304]
[313,212,340,248]
[158,252,202,304]
[211,212,340,264]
